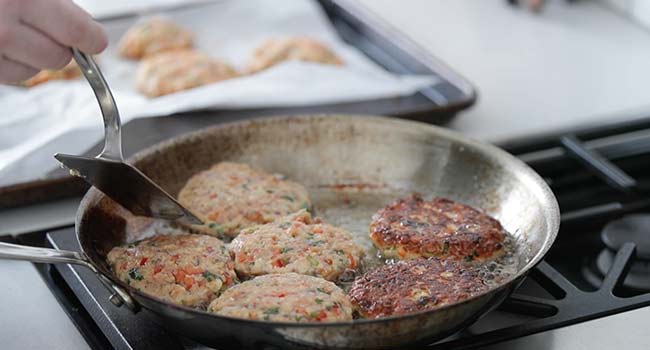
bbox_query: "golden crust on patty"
[177,162,311,238]
[208,273,353,322]
[118,17,193,60]
[246,37,343,74]
[230,210,364,281]
[107,233,236,308]
[348,258,488,319]
[135,50,237,97]
[23,60,80,87]
[370,194,506,261]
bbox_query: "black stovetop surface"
[34,117,650,350]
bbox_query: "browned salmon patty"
[348,258,488,319]
[107,233,237,308]
[369,194,506,261]
[177,162,311,238]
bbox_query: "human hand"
[507,0,546,12]
[0,0,108,84]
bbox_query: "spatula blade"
[55,153,202,225]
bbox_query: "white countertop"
[357,0,650,142]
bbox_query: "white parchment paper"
[0,0,435,174]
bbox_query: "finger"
[528,0,544,12]
[0,56,39,84]
[21,0,108,54]
[4,23,71,70]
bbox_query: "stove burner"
[602,214,650,259]
[584,214,650,293]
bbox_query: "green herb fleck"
[263,307,280,315]
[266,189,274,194]
[127,240,145,248]
[280,247,293,253]
[202,271,217,282]
[307,255,319,267]
[208,223,225,235]
[334,249,345,255]
[279,222,291,229]
[309,240,324,246]
[464,255,474,262]
[128,267,143,281]
[309,311,320,319]
[294,315,304,322]
[315,298,323,304]
[316,287,330,294]
[281,195,294,202]
[442,241,449,254]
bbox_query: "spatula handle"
[73,48,123,160]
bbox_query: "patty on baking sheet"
[107,233,236,308]
[178,162,311,238]
[135,50,237,97]
[118,17,193,60]
[230,210,364,281]
[23,60,81,87]
[369,194,506,261]
[246,37,343,74]
[208,273,353,322]
[348,258,488,319]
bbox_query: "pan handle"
[0,242,138,311]
[0,241,93,268]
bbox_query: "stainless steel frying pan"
[0,115,559,349]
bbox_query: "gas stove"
[5,116,650,350]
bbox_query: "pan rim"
[76,113,560,328]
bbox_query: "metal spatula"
[55,49,202,225]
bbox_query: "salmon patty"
[208,273,353,322]
[230,210,364,281]
[348,258,488,319]
[135,50,237,97]
[23,60,80,87]
[119,17,193,60]
[246,37,343,74]
[369,194,506,261]
[178,162,311,238]
[107,233,236,308]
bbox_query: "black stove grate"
[35,118,650,349]
[435,245,650,349]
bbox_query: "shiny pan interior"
[76,114,560,349]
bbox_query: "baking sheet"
[0,0,435,174]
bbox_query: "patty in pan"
[370,194,506,261]
[208,273,353,322]
[348,258,488,319]
[107,232,237,308]
[178,162,311,238]
[230,210,364,281]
